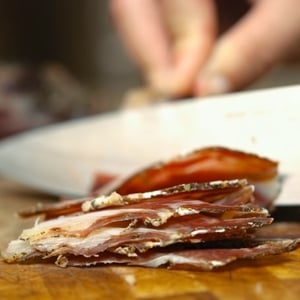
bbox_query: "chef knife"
[0,85,299,207]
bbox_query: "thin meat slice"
[3,215,272,262]
[19,179,251,219]
[19,146,280,221]
[94,147,279,207]
[82,180,253,212]
[59,239,299,269]
[11,183,267,243]
[3,172,296,271]
[19,197,92,219]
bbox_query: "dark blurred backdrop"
[0,0,139,87]
[0,0,299,139]
[0,1,141,138]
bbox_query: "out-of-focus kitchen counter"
[0,178,299,300]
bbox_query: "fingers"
[159,0,216,97]
[195,0,300,96]
[111,0,216,98]
[110,0,171,85]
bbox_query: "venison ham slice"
[2,148,298,270]
[59,239,299,270]
[19,147,280,220]
[92,146,280,208]
[2,179,298,270]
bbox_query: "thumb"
[195,0,300,96]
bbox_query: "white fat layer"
[139,254,226,269]
[2,239,34,261]
[19,207,153,241]
[139,254,197,267]
[190,229,210,236]
[14,227,181,256]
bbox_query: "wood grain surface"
[0,178,299,300]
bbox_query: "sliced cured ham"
[19,147,280,220]
[4,181,269,256]
[20,179,252,219]
[93,147,280,208]
[60,239,299,270]
[3,147,296,271]
[4,215,272,260]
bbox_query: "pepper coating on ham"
[2,147,298,270]
[18,147,280,220]
[92,146,280,208]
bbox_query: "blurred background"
[0,0,141,139]
[0,0,299,139]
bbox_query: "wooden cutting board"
[0,178,299,300]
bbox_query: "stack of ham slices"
[2,147,299,270]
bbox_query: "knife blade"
[0,85,300,206]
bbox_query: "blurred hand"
[111,0,300,98]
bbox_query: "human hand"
[111,0,300,98]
